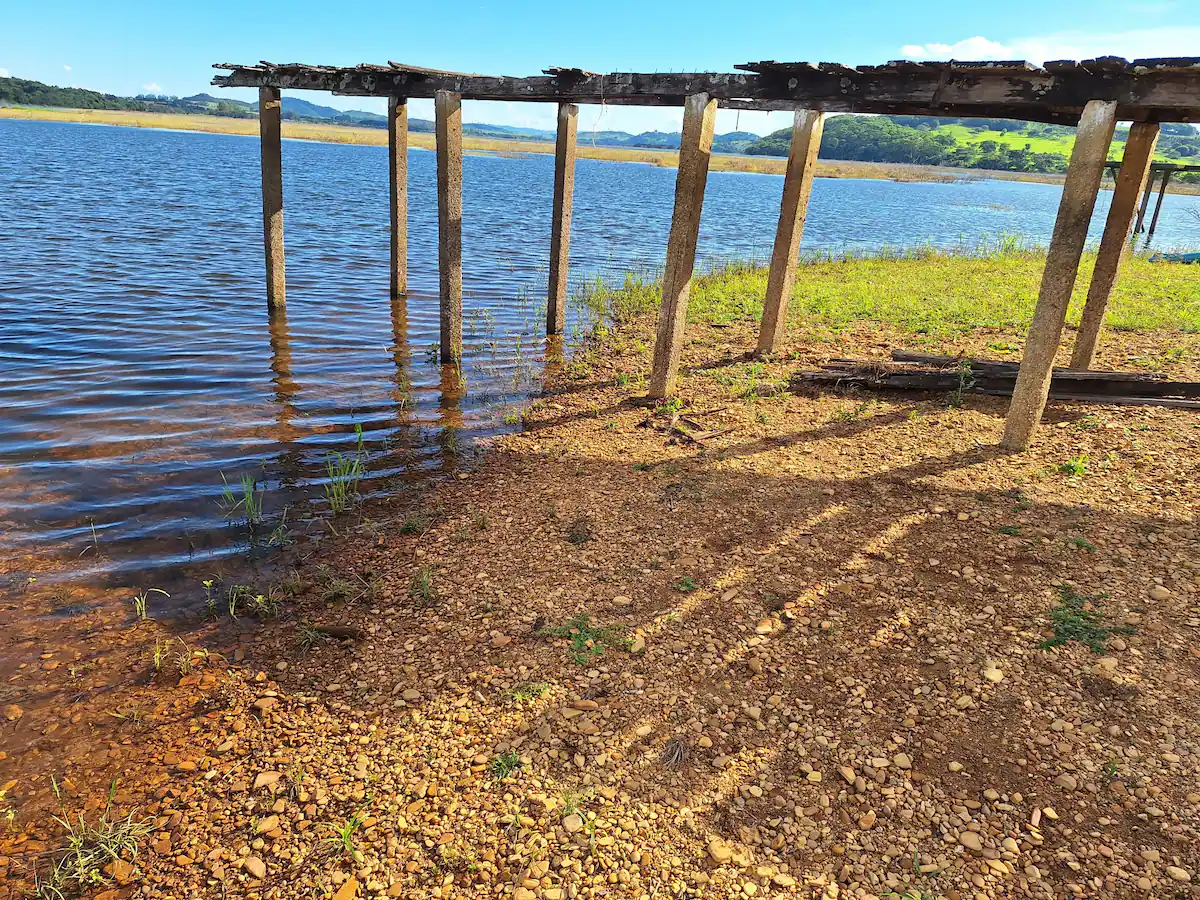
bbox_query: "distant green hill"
[745,114,1200,179]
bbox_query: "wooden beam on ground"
[435,90,463,364]
[258,86,286,309]
[1147,168,1173,238]
[1069,121,1159,369]
[647,93,717,399]
[388,96,409,297]
[1001,99,1118,451]
[756,108,825,356]
[547,102,578,335]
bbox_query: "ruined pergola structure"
[213,57,1200,450]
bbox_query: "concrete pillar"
[1001,100,1118,451]
[647,93,717,399]
[547,102,578,335]
[388,96,409,298]
[435,91,463,363]
[1069,121,1159,369]
[258,86,285,309]
[756,108,825,355]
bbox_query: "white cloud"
[63,64,71,72]
[142,82,161,93]
[899,27,1200,64]
[0,68,8,78]
[902,37,1012,60]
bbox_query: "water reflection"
[1,117,1199,588]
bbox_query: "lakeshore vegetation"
[581,243,1200,337]
[5,73,1200,188]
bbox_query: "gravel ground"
[2,317,1198,900]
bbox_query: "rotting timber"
[214,56,1200,449]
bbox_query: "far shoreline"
[4,105,1198,194]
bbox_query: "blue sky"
[3,1,1197,135]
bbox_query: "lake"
[2,117,1199,591]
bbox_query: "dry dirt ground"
[2,316,1199,900]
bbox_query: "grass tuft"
[1040,585,1136,654]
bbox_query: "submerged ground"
[2,250,1199,899]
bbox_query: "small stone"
[1055,773,1078,791]
[983,667,1004,683]
[402,689,421,701]
[571,699,598,711]
[949,761,964,772]
[562,813,584,833]
[630,635,645,654]
[635,724,653,738]
[959,831,983,852]
[858,810,877,829]
[1148,585,1172,601]
[490,634,511,648]
[254,772,282,790]
[838,766,856,784]
[251,697,278,713]
[256,815,279,834]
[806,771,822,783]
[2,704,22,722]
[708,839,732,864]
[244,856,266,879]
[892,753,912,770]
[1166,866,1191,883]
[334,876,360,900]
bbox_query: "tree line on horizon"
[4,74,1198,182]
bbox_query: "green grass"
[932,124,1196,167]
[40,810,155,896]
[582,243,1200,337]
[1040,585,1135,654]
[489,751,522,780]
[539,614,630,664]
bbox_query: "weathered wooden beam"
[1134,169,1156,233]
[1069,122,1159,369]
[1146,168,1173,237]
[435,91,463,364]
[647,94,717,400]
[547,102,578,335]
[388,96,409,297]
[757,108,825,356]
[213,64,1200,124]
[1002,100,1118,451]
[258,86,286,309]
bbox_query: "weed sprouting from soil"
[1040,585,1135,653]
[489,751,522,780]
[539,614,629,664]
[40,810,155,896]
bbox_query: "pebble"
[1166,866,1192,883]
[1148,585,1172,601]
[562,813,584,833]
[2,704,22,722]
[244,856,266,879]
[959,831,983,852]
[708,839,732,864]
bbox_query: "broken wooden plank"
[888,351,1168,380]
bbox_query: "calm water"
[2,118,1199,588]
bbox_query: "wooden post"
[756,108,825,355]
[547,102,578,335]
[1134,169,1156,233]
[1146,168,1173,238]
[1001,100,1117,451]
[647,93,717,399]
[388,96,409,298]
[435,91,463,363]
[258,86,285,309]
[1069,122,1159,369]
